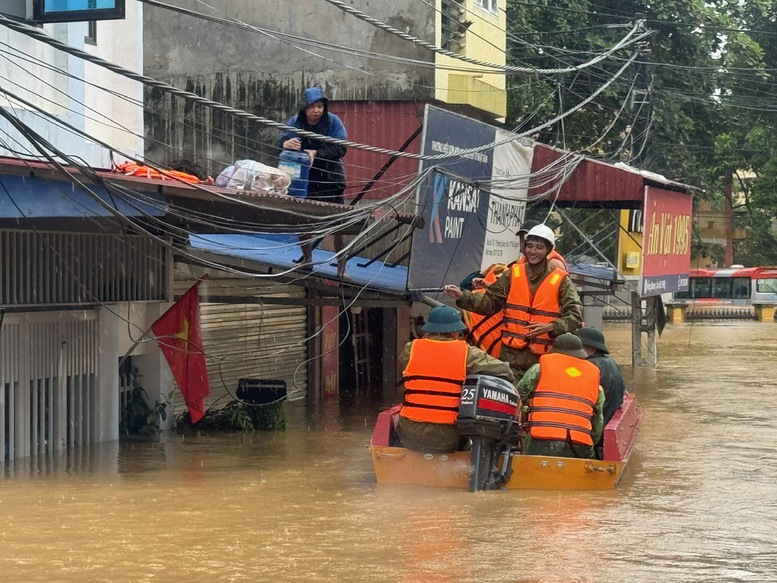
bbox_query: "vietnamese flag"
[151,279,210,423]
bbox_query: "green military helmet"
[516,219,540,237]
[422,306,468,334]
[549,333,588,359]
[575,326,610,354]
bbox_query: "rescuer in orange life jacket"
[516,219,568,271]
[397,306,515,453]
[460,219,568,358]
[444,224,583,379]
[459,262,510,358]
[516,333,605,459]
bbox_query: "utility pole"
[629,13,660,368]
[629,13,652,167]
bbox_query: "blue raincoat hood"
[300,87,329,110]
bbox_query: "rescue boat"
[370,376,643,491]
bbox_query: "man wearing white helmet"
[443,223,583,379]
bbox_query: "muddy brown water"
[1,322,775,582]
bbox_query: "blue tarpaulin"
[189,234,410,295]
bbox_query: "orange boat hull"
[370,393,642,491]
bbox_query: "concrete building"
[141,1,510,410]
[0,3,180,461]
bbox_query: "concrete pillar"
[755,305,776,322]
[667,305,685,324]
[139,302,176,432]
[97,306,121,443]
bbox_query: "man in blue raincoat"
[279,86,349,277]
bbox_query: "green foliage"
[504,0,777,265]
[194,400,286,432]
[120,367,170,437]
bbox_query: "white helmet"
[525,224,556,249]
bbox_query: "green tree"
[505,0,777,265]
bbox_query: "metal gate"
[172,275,308,415]
[0,311,98,461]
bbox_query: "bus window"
[731,278,750,299]
[756,278,777,295]
[712,278,731,298]
[691,278,711,299]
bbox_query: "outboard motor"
[456,375,521,492]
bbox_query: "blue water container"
[278,150,312,198]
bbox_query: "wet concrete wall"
[143,0,436,175]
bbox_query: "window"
[689,277,711,299]
[756,278,777,294]
[711,278,731,298]
[731,278,750,299]
[33,0,125,23]
[441,0,467,52]
[85,20,97,45]
[475,0,498,13]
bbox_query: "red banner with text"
[641,186,693,297]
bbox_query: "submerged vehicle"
[370,375,643,491]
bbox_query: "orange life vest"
[400,339,469,425]
[115,162,201,184]
[462,264,506,357]
[527,353,600,446]
[502,264,566,355]
[518,250,568,271]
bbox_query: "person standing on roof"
[516,333,605,459]
[575,326,625,426]
[443,224,583,379]
[278,86,349,278]
[397,306,515,453]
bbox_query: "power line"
[322,0,650,75]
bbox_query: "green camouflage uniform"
[455,260,583,380]
[516,363,605,459]
[397,335,515,453]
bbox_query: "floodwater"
[1,322,776,582]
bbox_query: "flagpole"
[118,275,209,370]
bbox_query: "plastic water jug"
[278,150,312,198]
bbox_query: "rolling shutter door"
[174,276,308,414]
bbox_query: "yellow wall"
[618,210,643,277]
[435,0,507,119]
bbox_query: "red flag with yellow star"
[151,279,210,423]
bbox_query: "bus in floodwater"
[671,266,777,314]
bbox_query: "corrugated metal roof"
[529,144,647,206]
[0,156,421,232]
[327,101,425,201]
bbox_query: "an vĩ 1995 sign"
[640,186,693,297]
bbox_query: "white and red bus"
[672,266,777,306]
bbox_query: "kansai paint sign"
[408,106,533,292]
[640,186,693,296]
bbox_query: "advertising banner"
[408,106,534,293]
[484,131,533,270]
[408,107,494,292]
[640,186,693,296]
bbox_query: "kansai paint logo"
[428,173,481,244]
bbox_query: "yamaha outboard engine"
[456,375,521,492]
